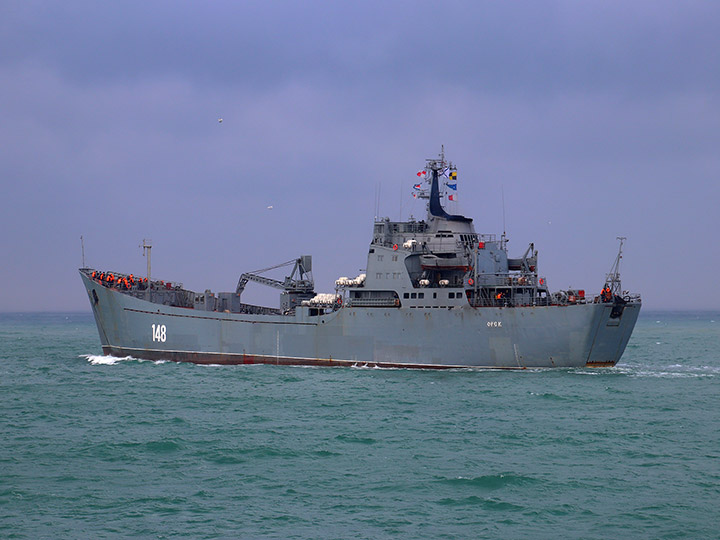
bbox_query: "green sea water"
[1,311,718,539]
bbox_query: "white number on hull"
[152,324,167,342]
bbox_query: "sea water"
[1,312,718,539]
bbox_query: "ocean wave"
[439,473,541,491]
[436,495,524,511]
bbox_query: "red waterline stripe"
[101,346,526,370]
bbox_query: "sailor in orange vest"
[601,285,612,302]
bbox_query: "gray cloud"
[4,1,720,94]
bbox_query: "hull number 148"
[152,324,167,342]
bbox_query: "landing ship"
[80,150,640,368]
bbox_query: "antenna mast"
[141,239,152,284]
[606,236,626,296]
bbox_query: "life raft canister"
[393,244,398,251]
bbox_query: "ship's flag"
[413,183,422,190]
[417,170,426,177]
[449,171,457,180]
[448,194,456,201]
[447,183,457,190]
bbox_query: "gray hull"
[81,273,640,369]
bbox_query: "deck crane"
[235,256,315,312]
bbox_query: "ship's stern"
[585,299,641,367]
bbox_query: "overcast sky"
[1,0,719,311]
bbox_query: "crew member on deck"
[602,285,612,302]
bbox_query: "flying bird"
[218,118,223,123]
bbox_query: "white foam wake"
[611,363,720,379]
[80,354,138,365]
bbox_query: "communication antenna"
[141,239,152,283]
[374,183,381,220]
[501,186,507,248]
[399,180,403,221]
[80,235,86,268]
[502,186,506,235]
